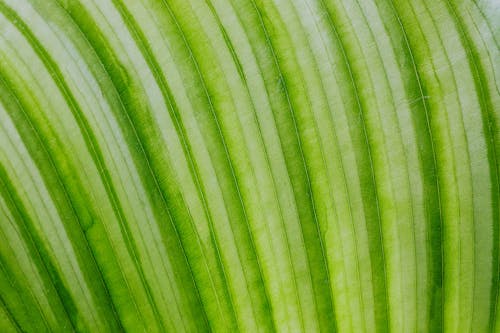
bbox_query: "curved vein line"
[0,293,23,333]
[319,1,390,330]
[387,1,445,330]
[14,2,164,329]
[0,74,82,332]
[248,1,340,330]
[0,52,101,322]
[418,0,474,329]
[297,0,375,330]
[0,193,54,331]
[446,1,499,330]
[0,260,40,332]
[157,0,255,329]
[204,1,297,330]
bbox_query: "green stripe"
[55,1,237,331]
[0,1,170,330]
[386,1,445,330]
[0,70,109,330]
[0,164,75,332]
[0,297,21,333]
[446,2,500,331]
[201,1,329,331]
[157,1,296,330]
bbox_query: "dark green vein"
[386,1,444,330]
[320,0,390,330]
[0,163,75,332]
[445,1,499,331]
[247,1,339,330]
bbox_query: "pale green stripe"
[457,3,500,330]
[422,2,493,332]
[14,1,207,331]
[154,0,298,330]
[55,1,236,331]
[0,40,105,328]
[0,2,165,330]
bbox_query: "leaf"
[0,0,498,332]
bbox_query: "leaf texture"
[0,0,498,332]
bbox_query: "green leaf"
[0,0,498,331]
